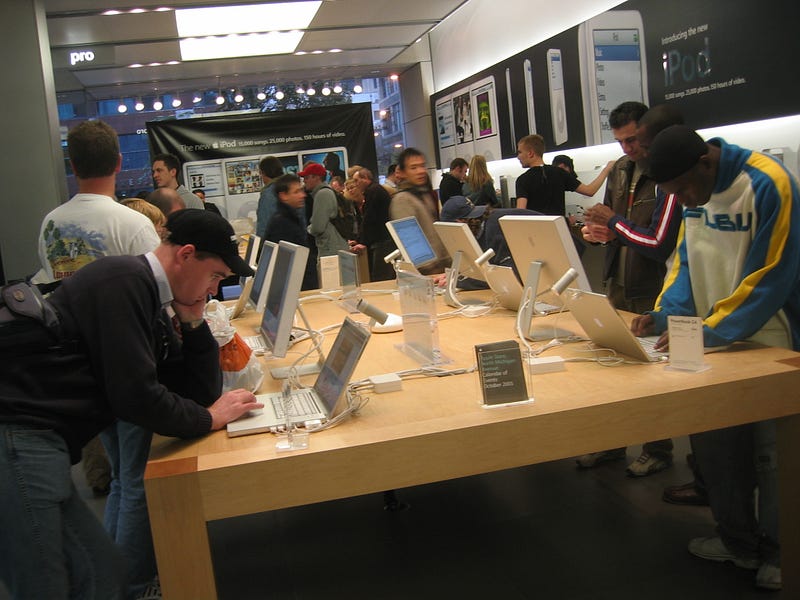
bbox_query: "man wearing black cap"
[0,209,262,599]
[632,124,800,591]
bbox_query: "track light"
[296,83,305,94]
[234,90,244,103]
[353,83,363,93]
[153,98,163,111]
[256,90,267,101]
[192,92,202,103]
[172,96,182,108]
[333,83,342,94]
[134,98,145,111]
[215,93,225,105]
[275,90,285,100]
[117,101,127,114]
[321,83,331,96]
[306,83,316,96]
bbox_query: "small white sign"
[666,315,710,372]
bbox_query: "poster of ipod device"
[578,10,649,146]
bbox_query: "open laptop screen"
[386,216,437,267]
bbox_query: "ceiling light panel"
[175,2,321,37]
[180,31,305,61]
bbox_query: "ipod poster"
[430,0,799,163]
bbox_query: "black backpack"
[323,186,359,241]
[0,280,63,354]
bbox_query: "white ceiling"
[44,0,467,101]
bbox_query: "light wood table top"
[145,285,800,599]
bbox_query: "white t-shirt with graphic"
[38,193,161,281]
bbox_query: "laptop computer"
[227,317,371,436]
[563,289,667,362]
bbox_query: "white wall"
[429,0,625,92]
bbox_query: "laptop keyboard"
[244,335,266,351]
[534,301,561,314]
[638,336,666,357]
[271,390,320,419]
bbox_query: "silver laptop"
[227,317,371,436]
[563,289,666,362]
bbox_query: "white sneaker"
[688,536,761,570]
[756,563,782,591]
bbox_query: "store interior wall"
[0,0,67,282]
[429,0,626,92]
[425,0,800,202]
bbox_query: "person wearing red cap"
[301,161,351,258]
[0,209,262,599]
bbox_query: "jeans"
[691,419,779,565]
[0,423,125,599]
[101,420,156,597]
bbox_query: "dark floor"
[0,437,781,599]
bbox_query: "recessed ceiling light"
[128,8,146,14]
[165,60,180,65]
[311,50,323,54]
[329,48,342,53]
[275,90,285,100]
[353,84,363,93]
[102,10,121,16]
[389,74,399,81]
[295,51,307,56]
[154,7,172,12]
[128,63,144,68]
[172,97,182,108]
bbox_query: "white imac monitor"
[432,222,487,282]
[499,215,590,340]
[260,241,310,359]
[499,215,590,297]
[338,250,361,312]
[249,240,277,314]
[243,234,261,267]
[385,217,437,272]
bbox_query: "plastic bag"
[205,300,264,393]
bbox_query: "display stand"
[269,303,325,379]
[275,382,309,451]
[517,261,575,341]
[443,251,491,310]
[395,269,450,366]
[665,315,711,373]
[475,340,533,408]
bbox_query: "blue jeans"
[101,420,156,597]
[0,423,125,599]
[691,419,779,565]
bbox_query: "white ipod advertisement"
[523,58,536,136]
[547,49,568,146]
[578,10,649,145]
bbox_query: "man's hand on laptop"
[631,314,669,351]
[208,389,263,430]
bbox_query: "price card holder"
[665,316,710,373]
[475,340,533,408]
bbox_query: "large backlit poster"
[431,0,800,165]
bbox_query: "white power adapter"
[369,373,403,393]
[526,356,566,374]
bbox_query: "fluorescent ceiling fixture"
[175,2,321,37]
[180,31,304,61]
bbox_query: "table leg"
[777,413,800,596]
[146,469,216,600]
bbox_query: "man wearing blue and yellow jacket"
[632,124,800,591]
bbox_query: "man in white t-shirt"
[39,122,161,280]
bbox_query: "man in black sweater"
[0,209,261,599]
[438,157,468,203]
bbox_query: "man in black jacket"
[265,174,317,290]
[438,157,468,203]
[0,209,261,600]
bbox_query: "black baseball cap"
[646,125,708,183]
[166,209,254,277]
[440,196,487,222]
